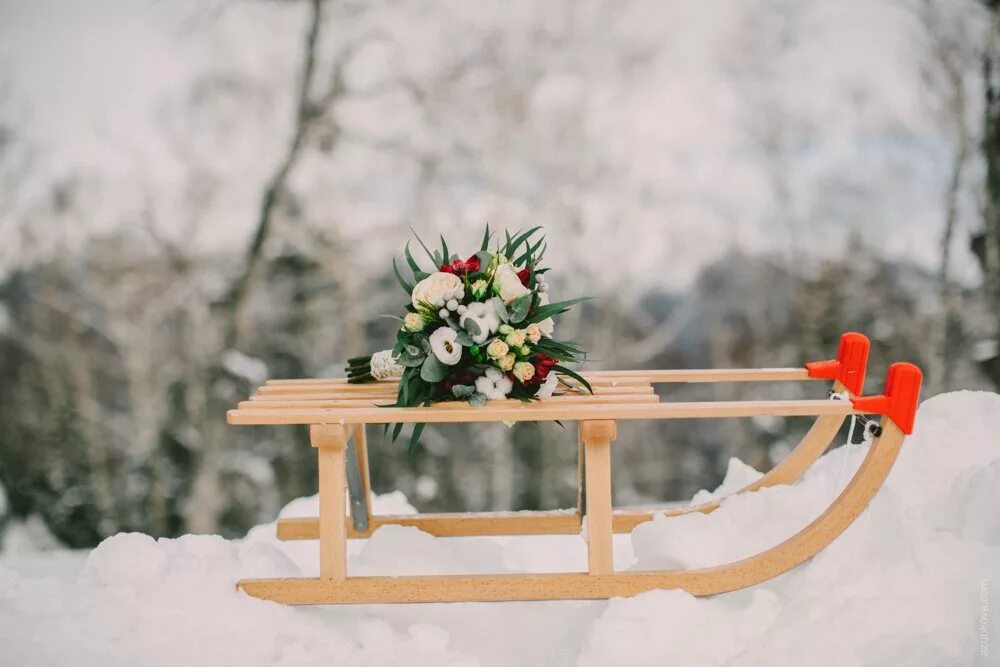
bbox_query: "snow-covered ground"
[2,391,998,666]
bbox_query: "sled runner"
[228,332,922,604]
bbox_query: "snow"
[2,390,999,665]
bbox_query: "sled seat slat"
[228,398,854,426]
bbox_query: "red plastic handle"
[805,332,870,395]
[851,362,923,434]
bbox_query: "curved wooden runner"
[237,418,904,604]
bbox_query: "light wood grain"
[581,420,616,574]
[312,424,348,580]
[239,418,904,604]
[228,399,854,426]
[239,393,660,410]
[264,367,812,386]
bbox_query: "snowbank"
[1,391,998,666]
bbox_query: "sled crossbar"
[228,333,924,605]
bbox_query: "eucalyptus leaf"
[451,384,475,399]
[405,344,421,357]
[490,296,509,323]
[455,330,475,347]
[464,318,482,337]
[420,354,447,382]
[508,293,532,323]
[468,392,488,407]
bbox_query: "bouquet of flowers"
[346,226,592,421]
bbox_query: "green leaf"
[452,384,475,399]
[391,422,404,442]
[420,354,447,382]
[552,364,593,394]
[508,293,533,323]
[490,296,509,323]
[526,297,593,324]
[440,235,449,265]
[410,227,440,265]
[398,354,426,368]
[508,226,543,261]
[392,257,414,294]
[464,318,481,337]
[404,241,422,276]
[480,224,492,251]
[405,344,421,356]
[455,330,475,347]
[469,392,488,407]
[407,422,426,455]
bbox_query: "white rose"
[429,327,462,365]
[411,272,463,309]
[475,367,513,400]
[536,292,555,337]
[459,301,500,344]
[535,373,559,398]
[493,263,530,303]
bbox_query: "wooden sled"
[228,333,922,605]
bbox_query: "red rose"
[516,268,530,286]
[440,254,481,276]
[530,353,557,382]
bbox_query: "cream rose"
[411,272,463,309]
[493,263,530,303]
[486,339,509,359]
[512,361,535,383]
[403,312,425,332]
[525,323,542,344]
[505,329,526,348]
[497,353,516,371]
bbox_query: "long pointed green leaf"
[404,241,422,276]
[407,422,426,455]
[480,223,492,251]
[410,227,440,265]
[392,257,414,294]
[552,364,593,394]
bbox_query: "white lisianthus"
[459,301,500,344]
[512,361,535,383]
[411,272,463,309]
[535,373,559,398]
[497,352,516,371]
[535,293,555,336]
[475,367,514,400]
[525,323,542,344]
[493,263,530,303]
[486,339,509,359]
[403,313,424,332]
[429,327,462,365]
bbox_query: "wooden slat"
[264,367,812,386]
[228,399,854,426]
[279,511,582,540]
[239,393,660,410]
[255,381,653,398]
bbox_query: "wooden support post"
[311,424,349,580]
[581,420,616,575]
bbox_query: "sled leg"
[312,424,349,580]
[581,420,616,574]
